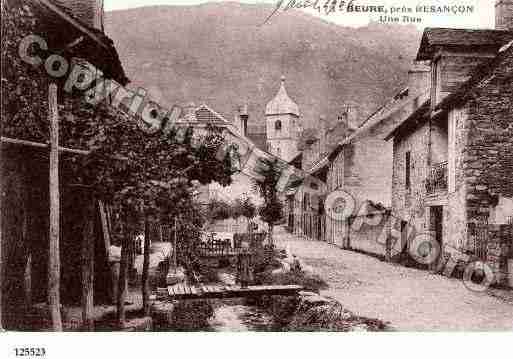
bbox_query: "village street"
[275,228,513,331]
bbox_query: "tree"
[2,1,237,329]
[233,196,256,233]
[253,158,284,246]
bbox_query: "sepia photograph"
[1,0,512,356]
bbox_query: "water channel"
[208,299,276,331]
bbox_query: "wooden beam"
[36,0,109,50]
[117,224,130,328]
[1,136,89,156]
[166,284,303,300]
[48,83,62,331]
[98,201,111,256]
[81,198,95,331]
[0,77,3,331]
[1,136,128,161]
[142,217,151,317]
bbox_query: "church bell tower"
[265,76,300,162]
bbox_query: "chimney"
[53,0,104,30]
[338,109,349,127]
[407,61,431,95]
[496,0,513,31]
[338,106,359,130]
[238,105,249,137]
[319,116,327,154]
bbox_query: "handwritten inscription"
[264,0,475,25]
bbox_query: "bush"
[288,302,389,332]
[169,300,214,331]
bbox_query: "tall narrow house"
[385,1,513,284]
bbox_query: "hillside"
[105,2,422,130]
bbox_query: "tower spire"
[265,76,299,117]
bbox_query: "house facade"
[385,2,513,284]
[323,63,431,255]
[284,108,362,240]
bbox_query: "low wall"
[348,213,390,258]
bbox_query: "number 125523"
[14,348,46,357]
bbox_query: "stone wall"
[348,212,390,258]
[391,121,430,232]
[345,132,393,209]
[486,225,513,284]
[461,47,513,283]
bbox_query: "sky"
[104,0,495,29]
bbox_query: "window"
[405,151,411,189]
[275,120,282,131]
[303,193,310,211]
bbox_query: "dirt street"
[275,229,513,331]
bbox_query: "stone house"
[384,2,513,284]
[285,60,431,247]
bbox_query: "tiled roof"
[176,104,224,123]
[416,28,513,61]
[383,99,431,141]
[437,40,513,110]
[386,38,513,140]
[194,104,227,124]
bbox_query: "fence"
[292,211,326,242]
[471,216,489,261]
[197,232,267,257]
[207,217,267,234]
[198,241,237,257]
[208,217,247,233]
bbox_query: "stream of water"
[208,301,275,332]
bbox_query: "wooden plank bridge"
[157,283,303,300]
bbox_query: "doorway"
[430,206,443,246]
[429,206,444,270]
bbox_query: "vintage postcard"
[1,0,512,356]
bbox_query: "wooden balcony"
[426,161,448,194]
